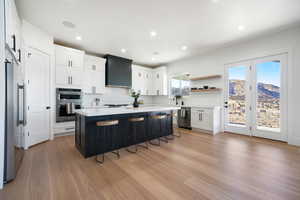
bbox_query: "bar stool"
[166,112,181,140]
[149,114,168,146]
[127,117,148,153]
[95,120,120,164]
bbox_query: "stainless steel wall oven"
[56,88,82,122]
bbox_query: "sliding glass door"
[224,54,287,141]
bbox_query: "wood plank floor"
[1,130,300,200]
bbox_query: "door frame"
[24,46,51,149]
[223,51,289,142]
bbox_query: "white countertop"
[76,106,181,117]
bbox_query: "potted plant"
[130,90,140,108]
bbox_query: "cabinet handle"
[68,60,70,67]
[12,35,16,52]
[71,60,73,67]
[71,76,73,84]
[68,76,70,84]
[157,90,159,95]
[92,65,96,71]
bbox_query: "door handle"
[46,106,51,110]
[12,34,16,52]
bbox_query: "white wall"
[0,0,6,189]
[153,26,300,146]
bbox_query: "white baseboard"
[288,137,300,147]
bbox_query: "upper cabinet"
[83,55,106,94]
[55,45,84,70]
[153,66,168,96]
[55,45,84,88]
[5,0,22,63]
[132,65,168,96]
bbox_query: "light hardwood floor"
[1,130,300,200]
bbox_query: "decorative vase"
[133,97,139,108]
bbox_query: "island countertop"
[75,106,181,117]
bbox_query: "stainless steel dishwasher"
[177,107,191,129]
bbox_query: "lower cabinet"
[75,111,173,158]
[191,107,221,135]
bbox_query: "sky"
[229,61,280,87]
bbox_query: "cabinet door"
[56,67,69,85]
[132,65,144,94]
[83,70,93,93]
[191,109,213,131]
[55,46,70,67]
[69,50,84,70]
[94,70,105,94]
[144,69,153,96]
[70,70,82,87]
[153,71,163,95]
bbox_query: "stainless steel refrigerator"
[4,59,25,183]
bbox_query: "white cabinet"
[83,55,106,94]
[191,107,221,135]
[55,45,84,88]
[132,65,168,96]
[132,65,146,95]
[55,45,84,70]
[153,66,168,96]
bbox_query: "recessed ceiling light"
[151,57,156,61]
[238,25,245,31]
[62,21,75,29]
[181,45,188,51]
[121,48,127,53]
[211,0,220,3]
[76,36,82,41]
[150,31,157,37]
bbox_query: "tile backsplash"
[82,87,154,107]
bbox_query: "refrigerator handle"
[17,84,21,126]
[23,84,27,126]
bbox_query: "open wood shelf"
[190,75,222,81]
[191,88,222,93]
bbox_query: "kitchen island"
[75,106,180,158]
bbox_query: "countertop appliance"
[56,88,82,122]
[4,59,25,183]
[177,106,191,129]
[105,54,132,88]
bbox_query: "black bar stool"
[149,114,168,146]
[127,117,148,153]
[95,120,120,164]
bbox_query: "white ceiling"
[16,0,300,66]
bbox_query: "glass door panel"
[228,66,247,126]
[256,61,281,132]
[252,54,287,141]
[224,63,251,135]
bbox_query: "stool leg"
[174,127,181,137]
[95,154,105,164]
[149,138,160,146]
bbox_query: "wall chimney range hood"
[105,54,132,88]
